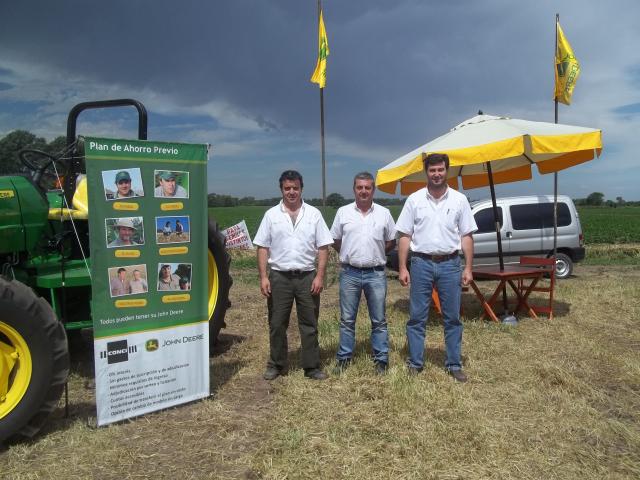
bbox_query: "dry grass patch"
[1,263,638,479]
[250,265,640,479]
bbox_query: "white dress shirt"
[254,200,333,271]
[396,187,477,254]
[330,202,396,267]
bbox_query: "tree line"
[573,192,640,207]
[0,130,67,175]
[207,192,407,208]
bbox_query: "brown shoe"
[448,369,468,383]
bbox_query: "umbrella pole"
[553,14,560,260]
[486,162,509,312]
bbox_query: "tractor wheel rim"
[207,250,220,319]
[0,321,33,420]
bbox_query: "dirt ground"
[2,264,639,478]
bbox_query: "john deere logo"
[145,339,159,352]
[100,339,137,364]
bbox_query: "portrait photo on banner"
[108,263,149,298]
[105,216,145,248]
[157,263,192,292]
[102,168,144,200]
[153,169,189,199]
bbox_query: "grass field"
[210,205,640,248]
[577,206,640,244]
[2,261,639,478]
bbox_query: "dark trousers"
[267,270,321,371]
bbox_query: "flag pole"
[553,13,559,259]
[318,0,327,207]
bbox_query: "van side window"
[474,207,503,233]
[510,202,571,230]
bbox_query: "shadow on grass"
[211,332,247,356]
[392,293,572,321]
[210,359,245,395]
[211,333,248,395]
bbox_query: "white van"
[386,194,585,279]
[470,195,585,278]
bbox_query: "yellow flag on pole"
[310,11,330,88]
[555,22,580,105]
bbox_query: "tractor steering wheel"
[19,149,67,189]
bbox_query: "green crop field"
[577,206,640,244]
[211,205,640,245]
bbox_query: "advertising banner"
[84,137,209,426]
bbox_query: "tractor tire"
[0,278,69,444]
[207,219,232,347]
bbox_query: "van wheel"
[555,253,573,279]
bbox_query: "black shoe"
[448,369,468,383]
[304,369,328,380]
[375,362,388,375]
[263,367,282,381]
[333,359,351,374]
[407,366,422,376]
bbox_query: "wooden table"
[469,265,545,322]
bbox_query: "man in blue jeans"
[396,153,477,382]
[330,172,396,374]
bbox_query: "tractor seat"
[48,175,89,220]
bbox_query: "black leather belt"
[342,264,385,272]
[275,269,313,276]
[412,251,458,262]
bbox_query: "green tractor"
[0,99,232,443]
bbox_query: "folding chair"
[517,256,556,319]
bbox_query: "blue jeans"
[336,265,389,364]
[407,255,463,371]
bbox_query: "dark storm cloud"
[0,1,556,150]
[2,0,640,201]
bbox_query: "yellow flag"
[310,11,330,88]
[555,22,580,105]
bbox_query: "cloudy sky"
[1,1,639,201]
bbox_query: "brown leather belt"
[412,251,459,262]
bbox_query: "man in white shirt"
[396,153,477,382]
[254,170,334,381]
[330,172,396,374]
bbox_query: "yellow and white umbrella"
[376,114,602,195]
